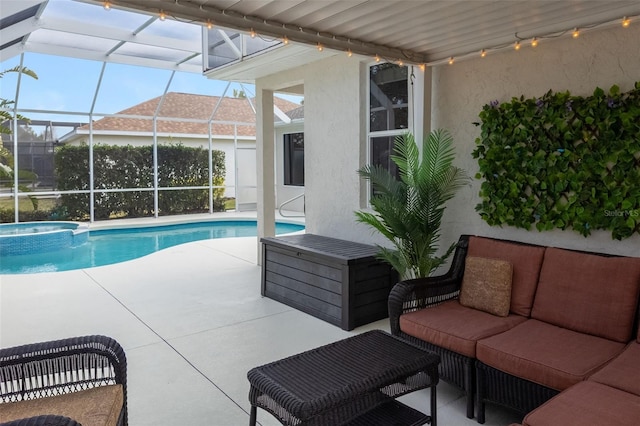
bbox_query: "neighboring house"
[60,92,304,211]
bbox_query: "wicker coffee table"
[247,330,439,426]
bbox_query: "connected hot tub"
[0,221,89,256]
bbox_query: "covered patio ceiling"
[87,0,640,80]
[2,1,640,81]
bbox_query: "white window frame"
[365,62,416,199]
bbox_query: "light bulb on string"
[375,54,381,62]
[448,57,454,65]
[347,49,353,57]
[250,28,256,38]
[531,37,538,47]
[103,1,111,10]
[622,17,631,27]
[282,35,289,45]
[206,20,213,30]
[572,28,580,38]
[159,10,166,21]
[316,43,323,52]
[514,41,521,50]
[480,49,487,58]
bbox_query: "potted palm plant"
[356,129,469,279]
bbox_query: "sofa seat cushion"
[0,384,123,426]
[476,320,625,391]
[468,236,546,317]
[399,300,527,358]
[532,247,640,343]
[589,342,640,396]
[522,381,640,426]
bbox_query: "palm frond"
[355,129,469,279]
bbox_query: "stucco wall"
[256,24,639,256]
[432,23,640,256]
[303,55,366,239]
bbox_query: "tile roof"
[84,92,302,137]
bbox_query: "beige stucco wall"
[256,23,639,257]
[432,23,640,257]
[256,55,365,238]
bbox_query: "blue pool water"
[0,220,304,274]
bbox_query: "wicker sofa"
[0,336,127,426]
[388,235,640,424]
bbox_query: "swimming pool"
[0,220,304,274]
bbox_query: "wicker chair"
[388,235,473,418]
[0,335,127,426]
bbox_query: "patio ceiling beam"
[93,0,430,64]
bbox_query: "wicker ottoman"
[247,330,439,426]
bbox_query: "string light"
[159,10,166,21]
[190,10,637,68]
[103,1,111,10]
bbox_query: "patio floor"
[0,215,523,425]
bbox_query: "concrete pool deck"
[0,212,521,425]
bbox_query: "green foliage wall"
[473,82,640,240]
[55,144,225,220]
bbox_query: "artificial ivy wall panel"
[473,82,640,240]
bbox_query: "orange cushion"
[532,247,640,343]
[460,256,513,317]
[522,381,640,426]
[0,384,123,426]
[468,236,546,317]
[476,320,625,391]
[589,342,640,397]
[399,300,527,358]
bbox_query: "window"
[284,132,304,186]
[368,63,410,181]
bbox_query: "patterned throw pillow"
[459,256,513,317]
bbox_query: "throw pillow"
[459,256,513,317]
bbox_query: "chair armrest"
[389,236,469,335]
[0,335,127,425]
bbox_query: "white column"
[412,65,432,143]
[256,87,276,264]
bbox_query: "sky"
[0,0,302,131]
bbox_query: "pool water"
[0,220,304,274]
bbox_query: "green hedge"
[473,82,640,240]
[55,144,225,220]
